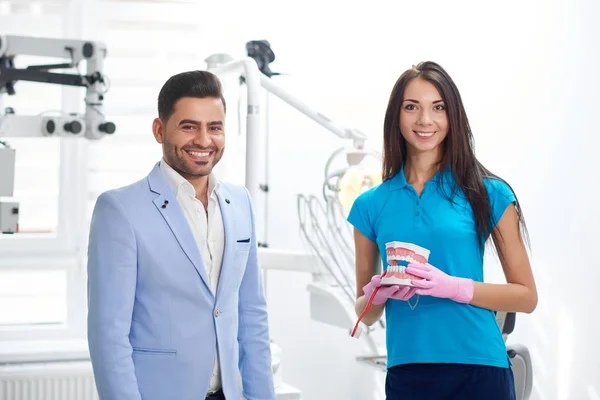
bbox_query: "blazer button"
[214,309,220,318]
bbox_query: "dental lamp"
[0,34,115,234]
[323,146,382,215]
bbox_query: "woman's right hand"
[362,275,417,305]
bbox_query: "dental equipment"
[206,40,371,249]
[0,34,116,233]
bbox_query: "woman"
[347,61,537,399]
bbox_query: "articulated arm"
[206,47,370,247]
[0,34,116,140]
[0,34,116,235]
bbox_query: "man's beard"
[165,145,223,178]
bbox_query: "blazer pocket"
[236,238,250,243]
[235,241,251,253]
[132,347,177,355]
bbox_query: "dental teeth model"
[381,241,431,287]
[381,265,423,286]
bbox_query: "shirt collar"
[388,162,453,191]
[388,164,409,191]
[160,159,220,199]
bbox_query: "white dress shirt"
[160,159,224,394]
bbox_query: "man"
[87,70,276,400]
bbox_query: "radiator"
[0,360,98,400]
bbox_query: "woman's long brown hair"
[382,61,529,258]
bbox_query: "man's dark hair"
[157,70,226,120]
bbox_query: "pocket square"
[237,238,250,243]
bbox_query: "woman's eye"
[404,104,416,110]
[435,105,445,111]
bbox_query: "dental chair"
[496,311,534,400]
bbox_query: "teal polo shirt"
[347,165,516,369]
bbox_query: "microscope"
[0,34,115,233]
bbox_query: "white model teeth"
[387,265,406,273]
[188,151,209,157]
[415,131,434,137]
[387,255,418,263]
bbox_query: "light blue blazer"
[87,162,275,400]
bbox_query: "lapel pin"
[225,198,230,204]
[161,200,169,208]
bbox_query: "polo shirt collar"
[388,162,453,191]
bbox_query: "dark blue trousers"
[385,363,516,400]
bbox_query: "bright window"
[3,138,61,234]
[0,270,67,326]
[0,0,75,338]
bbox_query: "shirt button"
[214,309,220,318]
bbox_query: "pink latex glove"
[363,275,417,305]
[406,263,474,304]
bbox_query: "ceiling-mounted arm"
[258,74,368,150]
[0,65,97,91]
[0,34,116,140]
[207,43,371,248]
[0,34,104,92]
[207,41,368,150]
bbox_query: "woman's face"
[399,77,449,156]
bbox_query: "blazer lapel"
[215,184,236,300]
[147,163,213,296]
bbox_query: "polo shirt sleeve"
[486,178,517,228]
[347,189,377,242]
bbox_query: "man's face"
[152,97,225,180]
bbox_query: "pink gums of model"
[381,241,431,287]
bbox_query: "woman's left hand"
[406,263,474,304]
